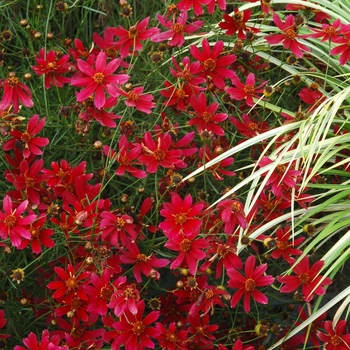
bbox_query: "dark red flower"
[177,0,211,16]
[14,329,60,350]
[187,313,218,345]
[330,27,350,65]
[317,320,350,350]
[156,322,188,350]
[227,255,274,313]
[308,19,342,42]
[230,113,269,138]
[208,0,226,14]
[217,198,247,234]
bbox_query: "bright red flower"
[138,131,185,173]
[159,192,205,237]
[190,38,236,89]
[156,322,188,350]
[92,27,120,59]
[226,72,267,107]
[31,48,71,89]
[110,17,160,58]
[69,38,94,61]
[0,76,33,113]
[217,198,247,233]
[277,256,332,302]
[265,13,311,58]
[177,0,211,16]
[208,0,226,14]
[71,50,129,109]
[103,135,146,179]
[153,12,204,47]
[47,264,90,304]
[0,196,36,248]
[18,215,54,254]
[298,86,323,105]
[219,9,259,39]
[256,191,291,221]
[230,113,269,138]
[317,320,350,350]
[188,93,228,136]
[165,230,208,275]
[104,300,160,350]
[2,114,49,158]
[227,255,274,313]
[330,28,350,65]
[120,242,169,282]
[187,313,218,345]
[14,329,61,350]
[54,295,89,323]
[308,19,342,42]
[112,86,155,114]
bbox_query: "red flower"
[14,329,60,350]
[208,0,226,14]
[226,72,267,107]
[177,0,211,16]
[71,50,129,109]
[217,198,247,233]
[0,310,10,341]
[188,93,228,136]
[330,27,350,65]
[187,313,218,345]
[153,12,204,47]
[317,320,350,350]
[190,38,236,89]
[31,48,71,88]
[47,264,90,304]
[227,255,274,313]
[156,322,188,350]
[265,14,311,58]
[219,9,259,39]
[110,17,159,58]
[112,86,155,114]
[104,300,160,350]
[103,135,147,179]
[2,114,49,158]
[0,76,33,113]
[159,192,205,237]
[164,230,208,275]
[230,113,269,138]
[270,226,304,263]
[0,196,36,248]
[308,19,342,42]
[138,131,185,173]
[18,215,54,254]
[120,242,169,282]
[278,256,332,302]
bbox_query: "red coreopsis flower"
[285,4,330,23]
[14,329,61,350]
[226,72,268,107]
[0,196,36,248]
[230,113,269,138]
[159,192,205,237]
[217,199,247,234]
[208,0,226,14]
[277,256,332,302]
[31,48,71,89]
[47,264,90,304]
[120,242,169,282]
[164,230,208,275]
[112,86,155,114]
[18,215,55,254]
[177,0,211,16]
[138,131,185,173]
[219,9,259,39]
[256,191,291,221]
[298,86,324,105]
[0,310,10,342]
[170,56,206,87]
[187,313,219,346]
[0,76,33,113]
[92,27,121,59]
[156,322,188,350]
[153,12,204,47]
[104,300,160,350]
[258,156,302,197]
[227,255,275,313]
[265,13,311,58]
[2,114,49,159]
[190,38,236,89]
[103,135,146,179]
[71,51,129,109]
[188,93,228,136]
[308,19,342,42]
[330,27,350,65]
[110,17,160,58]
[270,226,304,263]
[317,320,350,350]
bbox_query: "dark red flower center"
[175,213,187,225]
[20,132,32,143]
[119,155,131,166]
[285,28,297,40]
[65,277,78,290]
[128,26,138,39]
[231,201,242,212]
[100,286,113,301]
[4,215,16,228]
[93,72,105,84]
[137,253,147,262]
[57,169,68,178]
[205,289,215,300]
[153,149,166,161]
[71,326,84,339]
[25,176,35,188]
[173,23,184,33]
[176,88,186,99]
[275,164,286,174]
[299,272,310,284]
[127,91,139,101]
[132,321,145,336]
[46,62,56,73]
[276,241,289,251]
[244,84,255,95]
[71,298,82,310]
[179,238,192,252]
[249,121,259,131]
[196,326,205,334]
[324,26,336,35]
[182,69,192,81]
[8,76,19,87]
[124,287,136,299]
[116,217,125,229]
[203,58,216,71]
[245,278,256,291]
[166,332,177,343]
[202,111,212,122]
[330,335,342,346]
[217,244,229,257]
[30,227,39,238]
